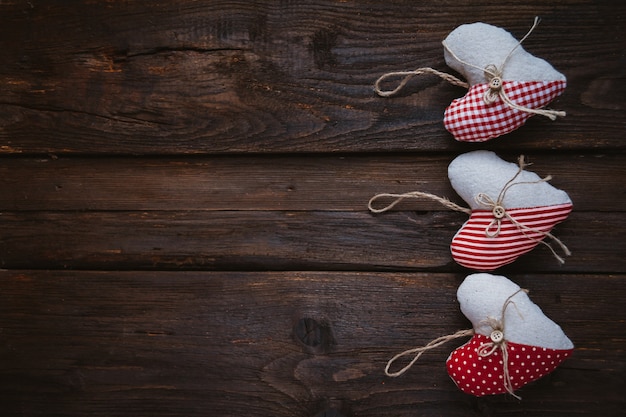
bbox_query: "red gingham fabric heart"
[451,203,573,271]
[444,80,566,142]
[447,334,573,397]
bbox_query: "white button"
[489,77,503,90]
[490,330,504,343]
[492,205,506,219]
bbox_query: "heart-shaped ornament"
[442,20,566,142]
[444,80,566,142]
[448,150,572,271]
[446,273,574,398]
[367,150,572,271]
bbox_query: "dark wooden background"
[1,1,624,416]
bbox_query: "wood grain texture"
[0,1,625,416]
[0,270,624,417]
[0,0,624,154]
[0,153,623,211]
[0,211,622,273]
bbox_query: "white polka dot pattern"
[444,80,566,142]
[446,334,573,397]
[450,203,573,271]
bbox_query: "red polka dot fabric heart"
[448,273,574,398]
[381,274,573,398]
[447,334,572,397]
[444,80,566,143]
[448,151,572,271]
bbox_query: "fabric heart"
[442,19,567,142]
[373,18,566,142]
[448,150,572,271]
[368,150,572,271]
[446,273,574,398]
[444,80,566,142]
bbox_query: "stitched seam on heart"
[444,80,567,142]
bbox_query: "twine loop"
[374,17,566,121]
[368,191,471,215]
[373,67,468,97]
[384,288,528,400]
[384,329,474,378]
[475,193,505,237]
[367,154,570,265]
[443,16,566,120]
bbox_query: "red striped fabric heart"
[447,334,573,397]
[444,80,566,142]
[447,151,573,271]
[451,203,573,271]
[368,151,572,271]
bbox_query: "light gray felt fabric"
[458,273,574,349]
[448,150,572,210]
[443,22,566,86]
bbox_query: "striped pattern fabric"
[451,203,573,271]
[444,80,566,142]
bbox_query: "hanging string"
[367,155,570,265]
[502,17,541,67]
[368,191,471,215]
[385,288,528,400]
[442,16,566,120]
[473,155,571,263]
[374,68,469,97]
[385,329,475,377]
[374,17,565,120]
[475,288,528,400]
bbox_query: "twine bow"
[482,64,505,105]
[374,17,566,121]
[367,154,571,265]
[474,155,571,264]
[384,288,528,400]
[475,288,528,400]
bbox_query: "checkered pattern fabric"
[444,80,566,142]
[450,203,573,271]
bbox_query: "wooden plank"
[0,1,624,154]
[0,2,624,416]
[0,211,622,273]
[1,153,623,211]
[0,270,623,416]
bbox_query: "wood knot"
[293,317,335,354]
